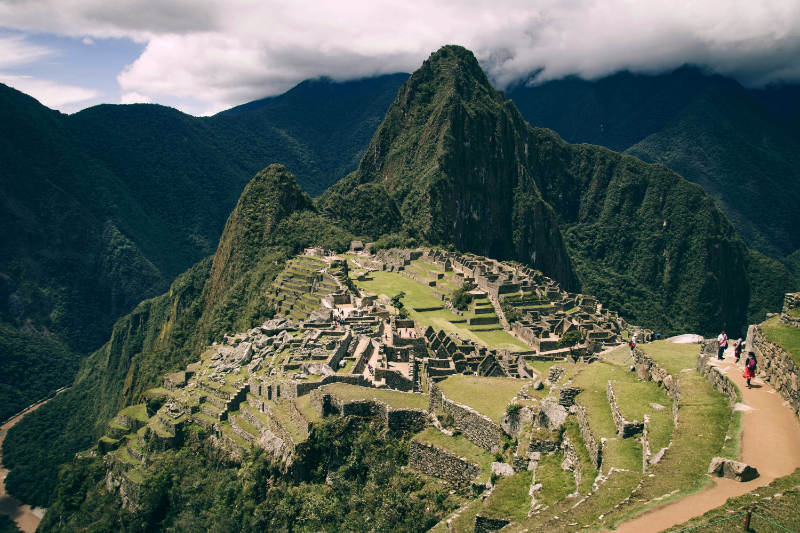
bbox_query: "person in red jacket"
[743,352,757,389]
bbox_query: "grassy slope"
[437,375,528,424]
[321,383,428,410]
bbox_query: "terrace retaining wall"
[748,325,800,417]
[429,383,502,452]
[408,440,481,489]
[573,402,602,469]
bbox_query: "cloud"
[2,0,800,113]
[119,91,150,104]
[0,73,99,111]
[0,34,54,68]
[82,36,94,45]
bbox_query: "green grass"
[610,380,674,452]
[294,394,322,424]
[604,370,732,526]
[535,452,576,506]
[665,468,800,532]
[320,383,429,410]
[571,362,642,472]
[118,403,149,422]
[638,340,699,375]
[480,470,534,521]
[437,375,528,423]
[563,419,599,495]
[506,470,641,532]
[219,421,250,448]
[761,316,800,365]
[355,270,530,351]
[413,427,494,482]
[787,307,800,318]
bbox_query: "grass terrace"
[571,361,643,472]
[294,395,322,424]
[761,315,800,365]
[562,419,599,495]
[118,404,149,423]
[437,375,528,424]
[638,340,699,375]
[319,383,429,410]
[413,427,494,482]
[610,380,674,452]
[604,370,732,526]
[535,451,576,505]
[355,270,530,351]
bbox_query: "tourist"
[743,352,757,389]
[629,335,636,353]
[717,330,728,360]
[733,337,743,362]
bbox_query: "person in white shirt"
[717,330,728,360]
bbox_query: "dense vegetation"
[4,166,353,506]
[38,418,458,532]
[0,75,401,419]
[508,67,800,261]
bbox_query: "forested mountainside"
[0,75,402,421]
[3,46,753,506]
[507,67,800,262]
[321,46,748,335]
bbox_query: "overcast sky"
[1,0,799,115]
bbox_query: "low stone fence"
[696,351,740,403]
[574,402,602,469]
[430,383,502,452]
[408,440,480,490]
[607,381,644,437]
[474,515,510,533]
[631,347,678,400]
[748,325,800,417]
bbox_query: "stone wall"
[309,389,427,433]
[748,325,800,417]
[696,352,740,403]
[574,402,602,469]
[474,515,511,533]
[408,440,481,489]
[430,383,502,452]
[631,347,678,400]
[781,292,800,327]
[607,381,644,438]
[386,408,428,433]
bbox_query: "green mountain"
[0,75,401,421]
[506,68,800,261]
[0,46,763,508]
[322,46,748,334]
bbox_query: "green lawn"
[535,452,576,506]
[610,380,674,452]
[480,470,534,520]
[761,315,800,365]
[638,340,699,375]
[571,361,643,472]
[118,403,149,422]
[563,419,600,495]
[603,370,732,527]
[294,395,322,424]
[355,270,530,351]
[437,375,528,423]
[320,383,429,410]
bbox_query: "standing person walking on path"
[743,352,757,389]
[717,330,728,360]
[734,337,743,362]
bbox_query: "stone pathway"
[614,344,800,532]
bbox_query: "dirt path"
[0,397,59,533]
[615,346,800,532]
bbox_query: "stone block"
[707,457,759,482]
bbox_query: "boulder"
[708,457,759,482]
[491,462,514,477]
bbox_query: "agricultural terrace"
[353,266,530,352]
[437,375,529,423]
